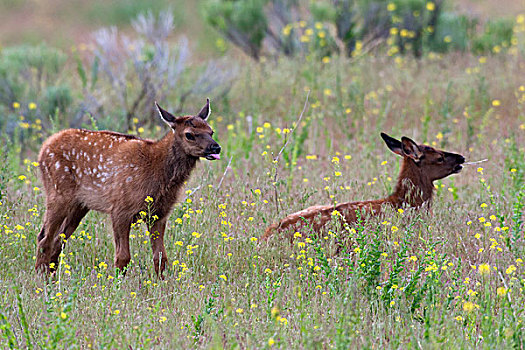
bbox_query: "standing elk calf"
[262,133,465,241]
[36,99,221,277]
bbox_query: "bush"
[205,0,268,60]
[331,0,357,56]
[427,12,474,53]
[43,85,73,120]
[0,12,237,137]
[206,0,341,59]
[0,44,70,136]
[206,0,519,59]
[86,0,171,26]
[472,18,514,54]
[80,11,237,131]
[206,0,450,59]
[0,44,67,110]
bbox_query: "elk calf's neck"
[262,133,465,240]
[36,99,221,277]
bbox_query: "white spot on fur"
[55,161,60,170]
[126,176,133,183]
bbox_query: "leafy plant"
[82,11,236,131]
[472,18,514,54]
[0,44,69,133]
[205,0,268,60]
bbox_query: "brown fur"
[261,133,465,241]
[35,100,221,277]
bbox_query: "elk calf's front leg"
[150,219,168,278]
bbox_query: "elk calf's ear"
[401,136,423,162]
[381,132,404,156]
[196,98,211,120]
[156,102,178,126]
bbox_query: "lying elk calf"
[262,133,465,241]
[36,99,221,277]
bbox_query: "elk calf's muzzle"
[205,143,221,160]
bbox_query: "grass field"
[0,2,524,349]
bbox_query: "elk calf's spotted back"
[262,133,465,241]
[36,99,221,277]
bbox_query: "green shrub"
[472,18,514,54]
[206,0,517,59]
[386,0,445,57]
[205,0,268,60]
[0,44,67,103]
[332,0,357,56]
[0,44,68,134]
[43,85,73,120]
[0,44,66,80]
[84,11,236,131]
[86,0,171,26]
[427,12,474,52]
[310,1,336,22]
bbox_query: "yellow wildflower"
[478,263,490,275]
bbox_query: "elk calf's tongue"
[210,154,220,160]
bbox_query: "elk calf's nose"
[210,143,221,154]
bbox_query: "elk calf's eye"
[185,133,195,141]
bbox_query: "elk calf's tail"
[262,204,333,241]
[261,222,280,241]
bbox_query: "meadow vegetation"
[0,1,524,348]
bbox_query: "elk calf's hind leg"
[35,204,68,273]
[150,218,168,278]
[48,205,89,268]
[111,216,132,272]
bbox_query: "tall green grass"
[0,26,524,349]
